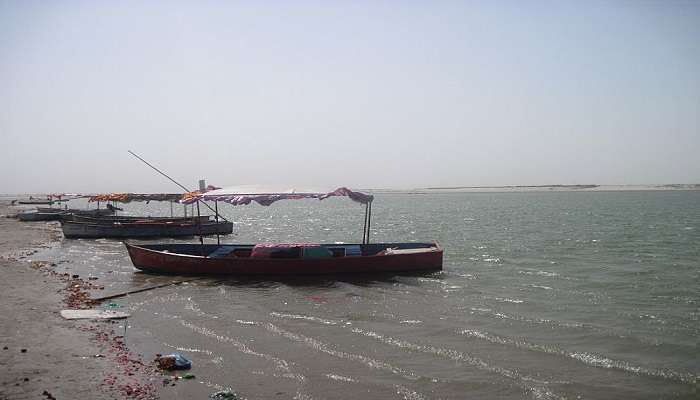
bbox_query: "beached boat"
[125,186,443,275]
[18,206,113,222]
[61,220,233,239]
[126,242,442,275]
[37,208,115,218]
[57,192,230,238]
[17,211,65,221]
[17,199,53,205]
[63,214,212,224]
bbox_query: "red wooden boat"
[124,186,444,275]
[126,242,442,275]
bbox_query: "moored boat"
[17,211,65,221]
[63,214,212,224]
[125,186,444,276]
[126,242,442,275]
[18,199,53,205]
[61,220,233,239]
[37,207,115,218]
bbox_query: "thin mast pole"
[362,202,369,245]
[365,200,372,245]
[196,200,204,256]
[215,200,220,245]
[127,150,228,222]
[128,150,190,193]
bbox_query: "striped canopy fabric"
[180,186,373,206]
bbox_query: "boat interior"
[138,242,439,259]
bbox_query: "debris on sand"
[154,353,192,370]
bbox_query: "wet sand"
[0,202,156,399]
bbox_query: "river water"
[33,191,698,399]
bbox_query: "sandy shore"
[0,203,157,399]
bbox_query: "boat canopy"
[88,193,184,203]
[180,186,374,206]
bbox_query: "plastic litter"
[60,309,129,320]
[155,353,192,370]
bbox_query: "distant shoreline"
[368,184,700,194]
[1,184,699,198]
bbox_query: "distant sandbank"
[1,184,698,199]
[369,184,700,194]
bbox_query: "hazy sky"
[1,0,698,193]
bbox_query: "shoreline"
[0,202,158,399]
[367,184,700,194]
[1,184,698,200]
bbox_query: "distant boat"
[37,207,115,218]
[17,211,64,221]
[18,199,53,205]
[61,220,233,239]
[125,186,444,275]
[18,208,115,222]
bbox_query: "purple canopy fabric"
[180,186,373,206]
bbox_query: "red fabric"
[250,243,320,258]
[181,187,373,206]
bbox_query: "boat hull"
[37,208,115,219]
[62,221,233,239]
[125,242,443,275]
[63,214,212,224]
[18,212,64,221]
[18,200,53,205]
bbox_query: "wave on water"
[180,320,302,380]
[325,374,358,383]
[463,307,682,347]
[518,270,562,278]
[260,321,419,380]
[491,296,525,304]
[270,312,342,326]
[527,284,554,290]
[459,329,696,384]
[394,384,426,400]
[162,342,215,356]
[351,327,564,400]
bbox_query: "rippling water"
[34,191,699,399]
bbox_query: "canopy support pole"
[362,202,369,245]
[365,200,372,245]
[196,200,204,256]
[170,201,173,217]
[215,200,220,246]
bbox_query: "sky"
[1,0,699,193]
